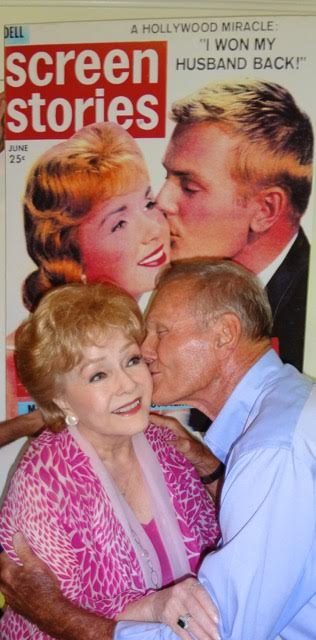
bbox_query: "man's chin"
[170,245,199,261]
[151,390,177,408]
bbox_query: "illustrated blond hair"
[23,122,149,310]
[171,79,313,220]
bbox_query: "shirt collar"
[257,233,298,287]
[204,349,283,462]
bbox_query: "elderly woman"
[7,121,170,417]
[0,282,219,639]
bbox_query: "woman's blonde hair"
[15,282,145,430]
[23,122,149,310]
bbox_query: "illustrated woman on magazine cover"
[6,121,170,417]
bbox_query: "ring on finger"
[177,613,192,630]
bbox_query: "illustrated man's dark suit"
[265,227,310,372]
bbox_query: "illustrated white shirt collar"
[258,233,298,287]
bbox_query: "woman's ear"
[54,396,79,427]
[53,395,68,413]
[249,187,287,233]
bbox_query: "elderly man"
[1,258,315,640]
[157,80,313,371]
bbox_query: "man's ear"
[213,313,241,357]
[249,187,287,233]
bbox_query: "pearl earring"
[65,414,79,426]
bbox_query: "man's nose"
[156,181,178,217]
[141,334,157,363]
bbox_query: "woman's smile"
[112,397,142,415]
[137,244,167,268]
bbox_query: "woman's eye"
[145,200,156,211]
[111,220,126,233]
[89,371,107,383]
[127,355,142,367]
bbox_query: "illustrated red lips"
[112,398,141,416]
[138,244,167,267]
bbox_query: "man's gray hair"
[156,258,273,341]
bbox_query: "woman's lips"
[138,245,167,267]
[112,398,141,416]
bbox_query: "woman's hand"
[116,576,220,640]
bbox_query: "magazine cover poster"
[4,15,316,417]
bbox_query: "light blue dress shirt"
[115,350,316,640]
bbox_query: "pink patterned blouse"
[0,423,219,639]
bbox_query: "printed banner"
[4,15,316,417]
